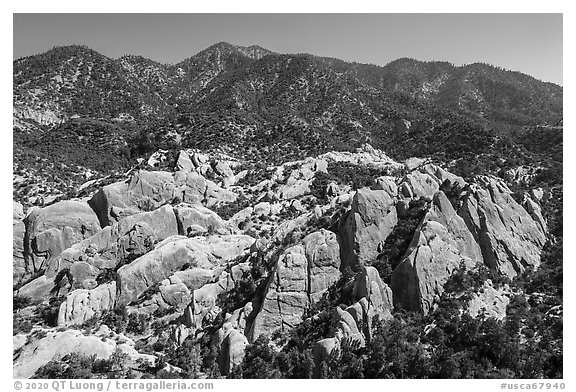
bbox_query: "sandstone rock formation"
[116,235,255,306]
[466,280,511,320]
[391,191,482,313]
[58,282,116,326]
[89,170,236,226]
[340,188,398,268]
[460,177,547,277]
[13,202,26,285]
[45,205,179,286]
[24,200,101,276]
[248,229,341,341]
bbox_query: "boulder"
[400,171,439,200]
[420,164,467,188]
[253,202,272,218]
[186,264,251,330]
[373,176,398,197]
[45,206,178,282]
[204,179,237,207]
[523,196,548,233]
[278,179,311,200]
[90,170,231,226]
[24,200,101,275]
[58,282,116,326]
[175,151,194,173]
[13,328,152,379]
[173,204,228,236]
[116,235,255,306]
[459,177,546,277]
[352,266,394,321]
[466,280,511,320]
[16,275,55,302]
[339,188,398,268]
[14,329,117,378]
[248,229,341,341]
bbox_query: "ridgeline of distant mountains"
[13,42,562,197]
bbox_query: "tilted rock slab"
[13,329,117,378]
[23,200,101,276]
[459,177,546,277]
[391,191,482,313]
[58,282,116,326]
[13,201,26,285]
[340,188,398,268]
[45,205,179,286]
[248,229,341,341]
[116,234,255,306]
[89,170,235,226]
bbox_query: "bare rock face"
[400,171,439,200]
[340,188,398,268]
[466,280,511,320]
[45,205,179,285]
[352,266,394,321]
[13,329,117,378]
[58,282,116,326]
[460,177,546,277]
[173,203,228,236]
[89,170,236,226]
[13,202,27,285]
[218,327,249,375]
[116,235,255,306]
[175,150,195,173]
[186,263,251,330]
[89,171,176,226]
[421,164,467,188]
[24,200,101,276]
[13,327,154,379]
[523,196,548,233]
[391,191,482,314]
[248,229,341,341]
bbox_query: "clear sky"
[13,13,563,85]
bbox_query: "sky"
[13,13,563,85]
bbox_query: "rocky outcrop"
[58,282,116,326]
[23,200,101,275]
[248,229,341,341]
[116,235,255,306]
[391,191,482,313]
[89,170,236,226]
[312,266,394,376]
[173,203,228,236]
[45,205,179,286]
[352,266,394,322]
[460,177,546,277]
[523,196,548,234]
[420,164,467,188]
[466,280,511,320]
[13,202,26,285]
[186,263,251,330]
[340,188,398,268]
[218,326,249,375]
[400,171,439,199]
[13,327,155,379]
[13,329,117,378]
